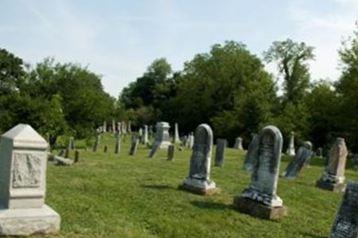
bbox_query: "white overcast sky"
[1,0,357,97]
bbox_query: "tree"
[0,48,25,95]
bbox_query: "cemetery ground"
[41,133,358,238]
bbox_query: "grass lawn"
[36,133,358,238]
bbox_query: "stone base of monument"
[0,205,60,236]
[179,178,219,195]
[316,179,346,193]
[233,196,287,220]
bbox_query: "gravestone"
[243,134,259,172]
[111,120,115,133]
[234,137,243,150]
[234,125,287,220]
[316,147,323,158]
[330,181,358,238]
[282,141,313,179]
[127,121,132,133]
[148,125,153,139]
[74,150,79,163]
[215,139,227,167]
[129,136,139,156]
[286,131,295,157]
[93,134,100,152]
[167,145,175,161]
[114,134,120,154]
[148,122,172,158]
[316,138,348,192]
[180,124,217,195]
[174,123,181,144]
[121,121,127,135]
[103,121,107,133]
[143,125,148,145]
[186,132,194,149]
[0,124,60,235]
[69,137,75,150]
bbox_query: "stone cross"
[243,134,259,172]
[234,137,243,150]
[316,137,348,192]
[283,141,313,179]
[148,122,172,158]
[181,124,217,195]
[174,123,181,144]
[167,145,175,161]
[215,139,227,167]
[234,125,287,220]
[286,131,295,157]
[0,124,60,235]
[330,181,358,238]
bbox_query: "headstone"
[74,150,79,163]
[103,121,107,133]
[148,125,153,139]
[316,137,348,192]
[234,125,287,220]
[129,136,139,156]
[243,134,259,172]
[143,125,148,145]
[330,181,358,238]
[114,134,120,154]
[174,123,181,144]
[121,121,127,135]
[180,124,218,195]
[0,124,60,235]
[127,121,132,133]
[167,145,175,161]
[286,131,295,157]
[282,141,313,179]
[93,134,100,152]
[117,122,121,134]
[186,132,194,149]
[316,147,323,158]
[234,137,243,150]
[64,148,70,158]
[138,128,143,138]
[69,137,75,150]
[148,122,172,158]
[112,119,115,133]
[215,139,227,167]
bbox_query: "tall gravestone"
[127,121,132,134]
[121,122,127,135]
[129,135,139,156]
[167,145,175,161]
[330,181,358,238]
[93,134,100,152]
[174,123,181,144]
[282,141,313,179]
[186,132,194,149]
[286,131,295,157]
[111,120,115,133]
[148,122,172,158]
[117,122,121,134]
[316,138,348,192]
[103,121,107,133]
[215,139,227,167]
[234,137,243,150]
[0,124,60,235]
[143,125,149,145]
[243,134,259,172]
[234,125,287,220]
[180,124,217,195]
[114,133,120,154]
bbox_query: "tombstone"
[114,134,120,154]
[215,139,227,167]
[316,138,348,192]
[69,137,75,150]
[148,122,172,158]
[174,123,181,144]
[316,147,323,158]
[330,181,358,238]
[121,121,127,135]
[234,125,287,220]
[74,150,80,163]
[180,124,218,195]
[234,137,243,150]
[93,134,100,152]
[111,119,116,133]
[243,134,259,172]
[186,132,194,149]
[138,128,143,139]
[148,125,154,139]
[64,148,70,158]
[117,122,122,134]
[0,124,60,235]
[143,125,149,145]
[286,131,295,157]
[103,121,107,133]
[127,121,132,133]
[129,136,139,156]
[282,141,313,179]
[167,145,175,161]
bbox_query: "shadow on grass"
[300,232,326,238]
[190,200,232,210]
[140,184,174,190]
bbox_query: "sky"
[1,0,357,97]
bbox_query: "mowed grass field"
[36,133,358,238]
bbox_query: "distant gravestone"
[117,122,121,134]
[103,121,107,133]
[234,137,243,150]
[114,134,120,154]
[215,139,227,167]
[316,138,348,192]
[69,137,75,150]
[143,125,149,145]
[127,121,132,133]
[316,147,323,158]
[330,181,358,238]
[148,122,172,158]
[234,125,287,220]
[167,145,175,161]
[74,150,80,163]
[180,124,217,195]
[174,123,181,144]
[121,121,127,135]
[282,141,313,179]
[286,131,295,157]
[186,132,194,149]
[129,136,139,156]
[0,124,60,235]
[243,134,259,172]
[93,134,100,152]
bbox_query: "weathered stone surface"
[103,121,107,133]
[181,124,217,195]
[129,136,139,156]
[127,121,132,133]
[243,134,259,172]
[142,125,148,145]
[330,182,358,238]
[234,125,286,220]
[148,122,172,157]
[214,139,227,167]
[167,145,174,161]
[174,123,181,144]
[286,131,295,157]
[53,156,73,166]
[114,135,121,154]
[186,132,194,149]
[234,137,243,150]
[316,137,348,193]
[283,141,313,179]
[0,124,60,235]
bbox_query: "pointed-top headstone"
[2,124,48,149]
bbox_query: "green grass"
[35,133,358,238]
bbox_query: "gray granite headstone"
[174,123,181,144]
[286,131,295,157]
[243,134,259,172]
[167,145,175,161]
[148,122,172,158]
[283,141,313,179]
[330,181,358,238]
[215,139,227,167]
[103,121,107,133]
[114,133,121,154]
[234,137,243,150]
[129,136,139,156]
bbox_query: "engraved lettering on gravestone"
[12,153,42,188]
